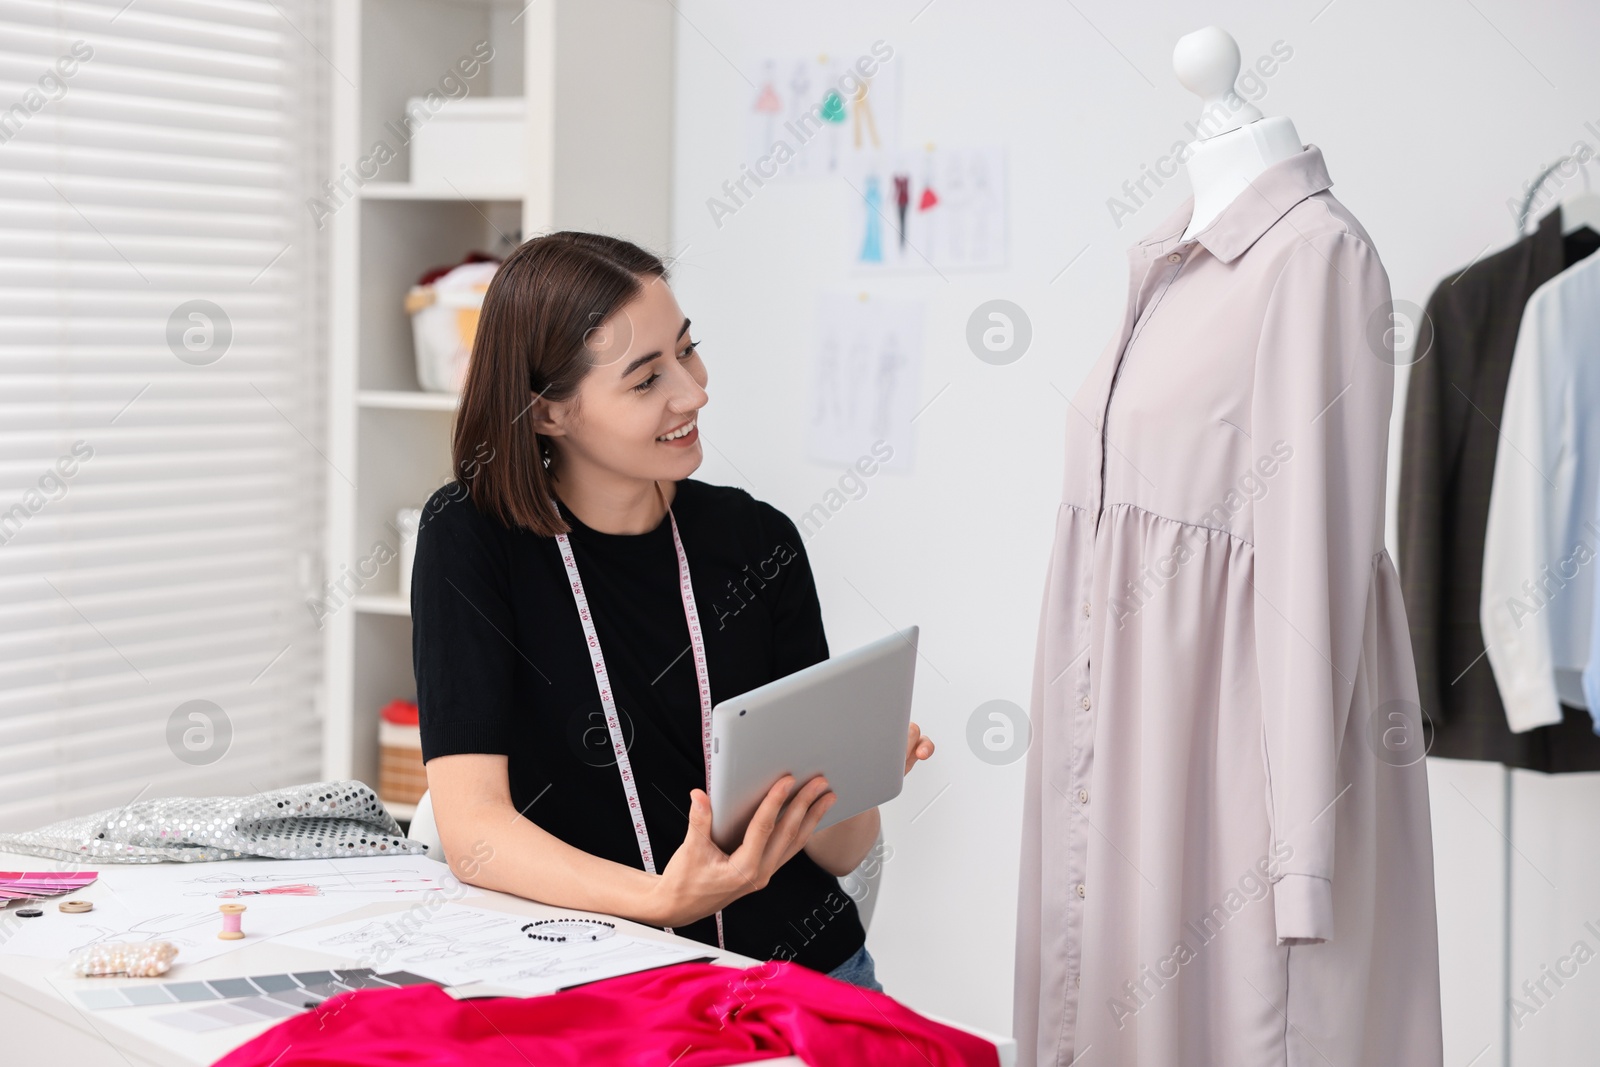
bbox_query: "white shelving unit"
[322,0,675,795]
[356,389,459,411]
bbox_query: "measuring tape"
[521,918,616,943]
[553,484,725,951]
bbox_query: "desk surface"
[0,850,1013,1066]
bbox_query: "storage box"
[405,258,500,393]
[378,700,427,806]
[407,95,525,195]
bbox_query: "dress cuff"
[1272,873,1333,945]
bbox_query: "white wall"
[667,0,1600,1058]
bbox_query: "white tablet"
[708,626,919,852]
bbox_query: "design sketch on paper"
[851,146,1006,273]
[0,858,477,967]
[808,294,923,470]
[273,903,710,996]
[177,865,452,899]
[743,52,901,181]
[0,901,313,967]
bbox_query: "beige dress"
[1014,145,1443,1066]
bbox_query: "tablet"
[708,626,919,852]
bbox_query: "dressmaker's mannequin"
[1175,26,1303,240]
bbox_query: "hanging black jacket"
[1399,206,1600,770]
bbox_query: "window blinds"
[0,0,330,830]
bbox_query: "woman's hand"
[647,773,836,929]
[905,720,934,775]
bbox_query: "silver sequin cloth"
[0,780,426,863]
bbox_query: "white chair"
[403,789,884,931]
[403,789,444,861]
[838,824,886,933]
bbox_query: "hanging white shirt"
[1586,467,1600,732]
[1481,247,1600,732]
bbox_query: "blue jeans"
[825,943,885,992]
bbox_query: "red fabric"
[213,960,998,1067]
[415,250,500,287]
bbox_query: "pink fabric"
[213,960,999,1067]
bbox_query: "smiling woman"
[411,232,933,991]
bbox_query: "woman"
[411,231,934,991]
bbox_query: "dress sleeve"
[1250,230,1394,946]
[411,485,521,760]
[755,502,830,679]
[1480,297,1563,733]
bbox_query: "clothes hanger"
[1557,165,1600,237]
[1516,154,1600,237]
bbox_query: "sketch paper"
[808,294,924,470]
[0,892,362,965]
[108,856,474,916]
[850,146,1007,273]
[274,903,712,996]
[0,856,478,965]
[744,52,901,182]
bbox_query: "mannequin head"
[1173,26,1264,139]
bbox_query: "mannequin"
[1174,26,1302,240]
[1012,24,1445,1065]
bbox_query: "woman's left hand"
[904,721,934,775]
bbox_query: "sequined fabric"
[0,780,424,863]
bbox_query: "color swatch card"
[75,966,440,1012]
[150,971,444,1033]
[0,871,96,900]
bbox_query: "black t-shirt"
[411,476,866,973]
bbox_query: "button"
[1080,696,1091,711]
[1081,602,1091,618]
[1074,975,1081,989]
[1077,789,1089,804]
[1076,883,1086,898]
[1166,252,1182,263]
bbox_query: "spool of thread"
[217,903,247,940]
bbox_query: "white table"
[0,851,1012,1065]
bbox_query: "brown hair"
[451,231,667,536]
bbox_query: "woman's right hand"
[647,774,836,928]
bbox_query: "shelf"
[357,389,459,411]
[354,594,411,616]
[324,0,674,790]
[361,182,523,202]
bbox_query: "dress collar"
[1136,143,1336,264]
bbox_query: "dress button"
[1081,602,1091,618]
[1167,252,1182,263]
[1076,883,1086,898]
[1078,789,1089,804]
[1080,696,1091,711]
